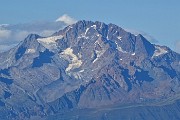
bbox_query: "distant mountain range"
[0,20,180,120]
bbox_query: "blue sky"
[0,0,180,52]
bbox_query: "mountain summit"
[0,20,180,120]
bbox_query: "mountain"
[0,20,180,120]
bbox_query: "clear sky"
[0,0,180,52]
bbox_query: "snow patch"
[72,72,82,79]
[85,28,90,35]
[26,49,36,54]
[37,35,63,50]
[60,48,82,72]
[91,25,96,29]
[78,35,89,39]
[115,41,127,53]
[152,46,168,58]
[78,53,82,59]
[106,35,109,40]
[69,26,73,28]
[117,36,122,40]
[100,23,103,29]
[131,53,135,56]
[37,35,63,44]
[113,31,118,35]
[78,32,90,39]
[92,41,106,63]
[79,69,84,73]
[93,49,106,63]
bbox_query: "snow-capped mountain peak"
[0,20,179,119]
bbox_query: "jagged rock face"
[0,20,180,119]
